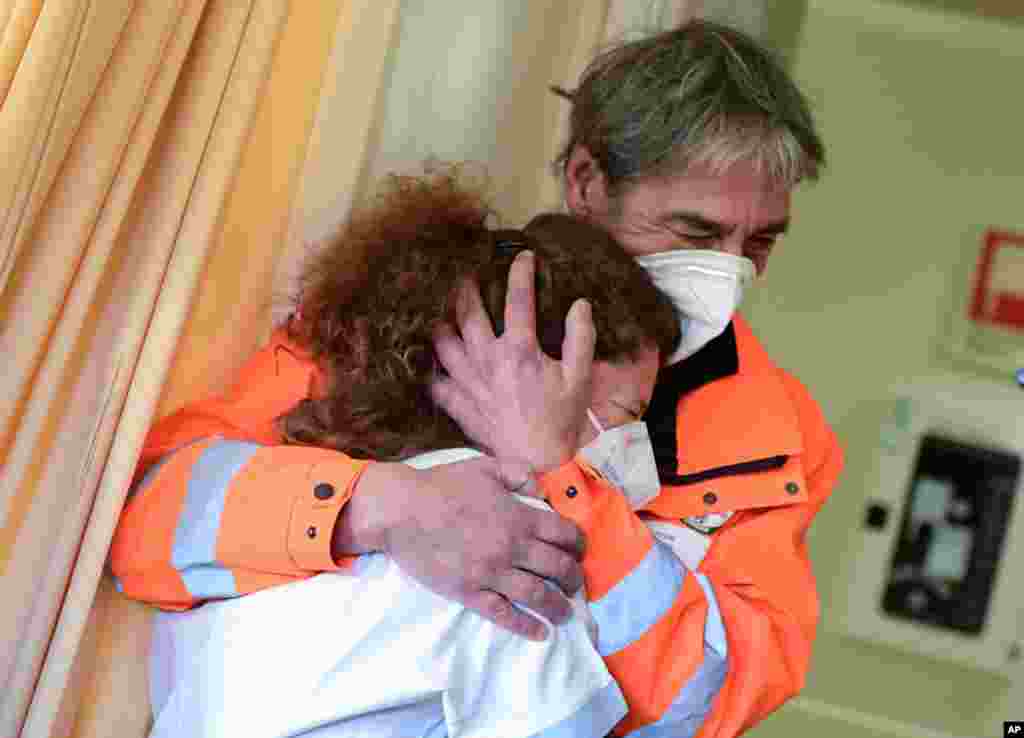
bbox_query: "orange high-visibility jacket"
[110,314,842,737]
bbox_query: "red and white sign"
[969,229,1024,334]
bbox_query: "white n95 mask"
[635,249,755,365]
[577,409,661,510]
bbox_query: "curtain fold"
[154,0,349,411]
[22,1,295,732]
[64,0,349,735]
[270,0,401,324]
[0,0,94,295]
[0,0,43,107]
[0,1,295,735]
[0,0,188,543]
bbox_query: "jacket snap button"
[703,492,717,505]
[785,482,800,495]
[306,526,317,539]
[566,486,578,499]
[314,483,335,500]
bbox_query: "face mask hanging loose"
[577,409,661,510]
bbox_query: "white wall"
[745,1,1024,736]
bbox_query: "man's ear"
[563,144,611,218]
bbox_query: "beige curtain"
[0,1,701,737]
[0,0,303,735]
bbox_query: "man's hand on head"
[331,249,595,639]
[429,249,596,476]
[333,457,585,640]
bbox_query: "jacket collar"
[645,321,738,474]
[644,314,803,481]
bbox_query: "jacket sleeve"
[537,374,844,738]
[110,438,370,610]
[110,329,371,610]
[690,375,845,738]
[539,465,731,737]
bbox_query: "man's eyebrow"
[661,212,790,237]
[661,212,725,233]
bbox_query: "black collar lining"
[658,454,787,486]
[643,322,740,479]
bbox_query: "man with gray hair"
[113,19,842,737]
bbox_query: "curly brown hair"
[279,168,680,461]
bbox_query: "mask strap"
[587,408,605,434]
